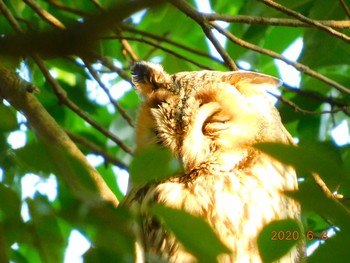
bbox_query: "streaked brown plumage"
[122,61,303,262]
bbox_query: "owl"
[122,61,303,262]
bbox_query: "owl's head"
[132,62,290,173]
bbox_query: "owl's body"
[123,62,303,262]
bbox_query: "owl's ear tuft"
[225,71,282,96]
[131,61,171,95]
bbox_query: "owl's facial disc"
[133,62,287,174]
[178,102,222,171]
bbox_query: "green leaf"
[27,197,67,263]
[0,184,21,224]
[297,115,321,142]
[0,55,20,70]
[118,89,140,109]
[45,144,106,202]
[260,26,303,76]
[257,219,302,263]
[14,244,41,263]
[0,184,24,247]
[151,204,230,262]
[0,104,18,132]
[211,0,244,14]
[14,142,56,176]
[129,147,181,185]
[287,180,350,262]
[255,142,345,190]
[307,232,350,263]
[97,165,125,201]
[82,206,135,257]
[302,211,330,245]
[299,0,350,68]
[288,180,350,234]
[84,247,124,263]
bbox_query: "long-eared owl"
[122,61,303,262]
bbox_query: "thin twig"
[283,84,349,108]
[119,35,139,62]
[141,33,166,61]
[103,36,213,70]
[86,0,139,63]
[4,0,134,152]
[204,14,350,29]
[202,23,238,71]
[210,22,350,96]
[1,0,164,58]
[258,0,350,43]
[33,55,133,154]
[271,92,350,115]
[23,0,65,29]
[66,130,128,169]
[168,0,238,70]
[84,60,135,127]
[92,52,132,83]
[312,173,335,198]
[0,66,119,206]
[46,0,94,16]
[0,0,23,33]
[89,0,104,11]
[115,30,139,62]
[121,25,223,64]
[339,0,350,18]
[13,16,37,30]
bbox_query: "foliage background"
[0,0,350,262]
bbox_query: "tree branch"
[271,92,350,115]
[23,0,65,29]
[119,34,139,62]
[104,36,213,70]
[0,66,119,206]
[0,0,164,58]
[339,0,350,18]
[204,14,350,29]
[283,84,349,109]
[121,25,223,64]
[1,0,133,154]
[47,0,92,17]
[66,130,128,170]
[210,22,350,96]
[258,0,350,44]
[84,60,135,127]
[168,0,238,70]
[33,55,133,154]
[0,0,23,33]
[92,52,132,83]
